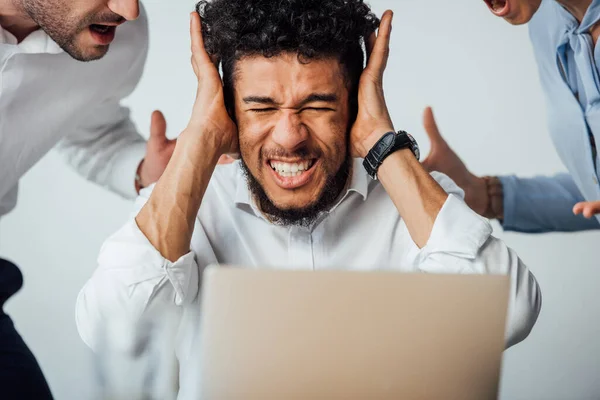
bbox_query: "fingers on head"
[366,10,393,77]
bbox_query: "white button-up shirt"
[76,160,542,397]
[0,9,149,218]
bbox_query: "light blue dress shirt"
[500,0,600,232]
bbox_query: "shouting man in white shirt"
[0,0,175,398]
[77,1,542,394]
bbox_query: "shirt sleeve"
[55,9,149,199]
[499,173,600,233]
[411,172,542,349]
[75,185,202,351]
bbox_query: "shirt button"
[594,176,599,185]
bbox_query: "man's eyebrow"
[297,93,338,107]
[242,93,339,107]
[243,96,280,105]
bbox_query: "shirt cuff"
[416,194,493,264]
[129,219,199,306]
[498,175,518,230]
[100,219,199,306]
[108,141,146,200]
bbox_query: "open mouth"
[484,0,510,16]
[89,24,117,45]
[268,158,318,189]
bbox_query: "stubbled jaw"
[267,158,318,190]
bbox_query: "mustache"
[261,147,323,160]
[82,11,126,27]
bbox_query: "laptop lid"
[198,267,509,400]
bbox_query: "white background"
[2,0,600,399]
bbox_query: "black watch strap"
[362,131,419,180]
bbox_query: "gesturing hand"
[138,110,176,189]
[573,200,600,219]
[350,10,396,159]
[421,107,488,215]
[183,11,238,156]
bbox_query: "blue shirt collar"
[554,0,600,33]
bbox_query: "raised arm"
[135,11,238,262]
[350,10,448,248]
[76,11,238,350]
[351,11,540,348]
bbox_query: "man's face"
[483,0,542,25]
[234,54,352,226]
[21,0,140,61]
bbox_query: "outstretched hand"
[421,107,488,215]
[137,110,176,189]
[573,200,600,219]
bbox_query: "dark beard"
[240,156,352,228]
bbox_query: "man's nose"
[107,0,140,21]
[271,112,309,151]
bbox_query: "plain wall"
[1,0,599,399]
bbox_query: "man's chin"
[59,35,110,62]
[66,44,109,62]
[263,200,326,227]
[503,14,534,25]
[240,154,352,227]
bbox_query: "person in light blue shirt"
[421,0,600,233]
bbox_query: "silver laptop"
[197,267,509,399]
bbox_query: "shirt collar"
[234,158,370,209]
[554,0,600,33]
[0,24,63,55]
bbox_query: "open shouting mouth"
[484,0,510,17]
[88,22,122,45]
[267,158,320,190]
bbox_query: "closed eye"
[250,108,277,113]
[302,107,335,112]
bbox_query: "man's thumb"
[423,106,445,147]
[150,110,167,143]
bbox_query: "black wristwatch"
[362,130,420,180]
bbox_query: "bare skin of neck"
[556,0,600,45]
[0,0,39,42]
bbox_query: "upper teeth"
[270,160,313,177]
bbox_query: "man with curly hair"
[77,0,542,393]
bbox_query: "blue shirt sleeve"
[499,173,600,233]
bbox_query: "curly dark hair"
[195,0,380,115]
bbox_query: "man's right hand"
[182,11,238,157]
[421,107,489,216]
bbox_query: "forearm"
[399,175,541,348]
[57,119,146,199]
[498,174,600,232]
[77,213,200,350]
[136,129,222,261]
[377,149,448,248]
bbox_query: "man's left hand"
[350,10,396,159]
[138,110,177,190]
[573,201,600,219]
[137,110,237,191]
